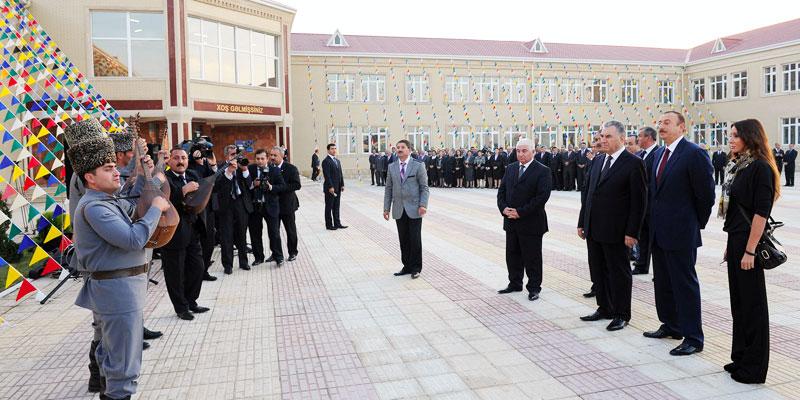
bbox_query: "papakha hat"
[110,126,134,153]
[64,119,116,177]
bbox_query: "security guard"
[67,119,169,400]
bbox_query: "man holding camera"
[214,145,253,274]
[188,138,218,281]
[248,148,287,267]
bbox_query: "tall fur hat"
[110,126,134,153]
[64,119,116,177]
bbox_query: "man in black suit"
[162,148,210,320]
[575,142,589,191]
[322,143,347,230]
[577,121,646,331]
[785,143,797,186]
[548,146,562,191]
[271,146,301,261]
[248,148,287,267]
[491,147,507,189]
[214,145,253,274]
[581,133,603,298]
[369,152,377,185]
[375,152,387,186]
[496,139,552,301]
[311,149,320,181]
[711,146,728,185]
[562,145,577,191]
[188,151,218,281]
[632,126,660,275]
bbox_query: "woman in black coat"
[454,149,464,188]
[719,119,781,384]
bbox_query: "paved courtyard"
[1,177,799,400]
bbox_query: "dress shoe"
[411,272,420,279]
[334,225,348,229]
[190,306,210,314]
[177,311,195,321]
[643,327,683,340]
[326,227,338,230]
[239,265,251,271]
[631,266,649,275]
[606,318,628,331]
[582,290,596,298]
[497,287,523,294]
[669,342,703,356]
[203,273,217,281]
[276,261,283,268]
[288,254,297,261]
[251,260,263,266]
[730,371,764,384]
[142,341,150,350]
[724,362,739,374]
[580,310,610,321]
[223,268,232,275]
[143,327,163,340]
[394,270,410,276]
[528,292,539,301]
[266,256,276,262]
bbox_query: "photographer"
[248,148,286,267]
[186,137,218,281]
[214,145,252,274]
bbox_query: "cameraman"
[187,139,218,281]
[248,148,286,267]
[213,145,252,274]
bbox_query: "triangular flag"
[35,165,50,179]
[23,176,35,191]
[8,223,21,239]
[5,265,21,288]
[45,195,55,210]
[0,256,7,267]
[63,213,70,229]
[27,205,41,222]
[58,267,70,280]
[44,225,61,243]
[59,236,72,252]
[31,185,46,201]
[29,246,49,266]
[54,184,66,196]
[0,156,12,169]
[18,235,36,253]
[0,211,8,224]
[14,147,30,161]
[2,184,15,200]
[16,278,37,301]
[42,258,61,275]
[11,165,23,180]
[25,134,40,147]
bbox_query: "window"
[449,127,471,149]
[506,126,529,148]
[732,72,748,98]
[692,124,707,145]
[445,77,470,103]
[330,127,357,154]
[562,126,581,146]
[187,17,279,87]
[326,74,355,102]
[533,78,557,103]
[560,78,583,104]
[585,79,607,103]
[476,127,500,149]
[406,75,429,103]
[657,80,674,104]
[502,77,527,104]
[710,75,727,100]
[783,117,800,145]
[710,123,728,146]
[764,66,777,94]
[533,125,555,147]
[91,11,166,77]
[621,79,638,104]
[407,127,430,151]
[692,79,705,103]
[360,74,386,103]
[475,77,500,103]
[783,63,799,92]
[626,125,639,137]
[362,127,389,153]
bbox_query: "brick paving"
[1,177,799,399]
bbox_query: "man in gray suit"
[384,140,430,279]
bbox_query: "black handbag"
[737,205,787,270]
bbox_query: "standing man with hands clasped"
[497,139,552,301]
[322,143,348,230]
[384,140,430,279]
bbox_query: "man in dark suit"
[644,111,715,356]
[322,143,347,230]
[632,126,660,275]
[214,145,253,274]
[491,148,507,189]
[577,122,646,331]
[388,147,398,165]
[375,152,387,186]
[548,146,562,191]
[711,146,728,185]
[162,147,210,320]
[773,143,784,176]
[575,142,589,191]
[270,146,301,261]
[311,149,320,181]
[248,148,286,267]
[562,145,577,191]
[785,143,797,186]
[188,152,218,281]
[581,133,603,299]
[369,152,378,185]
[497,139,552,301]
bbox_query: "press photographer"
[183,137,218,280]
[213,145,252,274]
[248,148,286,267]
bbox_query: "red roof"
[292,18,800,64]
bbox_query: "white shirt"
[655,136,683,173]
[605,145,626,169]
[642,143,657,160]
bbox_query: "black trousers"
[587,239,632,320]
[200,211,215,274]
[585,239,597,293]
[714,168,725,185]
[376,170,385,186]
[652,240,704,346]
[505,230,543,293]
[786,165,795,186]
[311,166,320,181]
[162,233,204,314]
[370,167,376,185]
[396,211,423,274]
[576,166,586,191]
[727,231,770,382]
[562,167,575,190]
[324,191,342,228]
[280,212,298,256]
[249,205,283,262]
[551,170,562,190]
[218,199,249,270]
[635,217,652,272]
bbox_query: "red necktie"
[656,148,671,185]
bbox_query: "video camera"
[234,145,249,167]
[184,136,215,159]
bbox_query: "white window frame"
[405,75,430,103]
[407,127,431,151]
[783,117,800,145]
[732,71,748,98]
[764,66,777,95]
[445,76,470,103]
[362,127,389,154]
[533,78,557,103]
[449,127,470,149]
[560,78,583,104]
[783,63,800,92]
[326,73,355,102]
[657,80,674,104]
[710,74,727,101]
[585,79,607,103]
[561,126,581,146]
[692,79,705,103]
[331,126,357,155]
[360,74,386,103]
[91,11,166,78]
[692,124,707,145]
[710,122,728,146]
[621,79,638,104]
[474,77,500,104]
[533,125,555,147]
[505,126,529,148]
[625,125,639,137]
[502,77,527,104]
[475,126,501,149]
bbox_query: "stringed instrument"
[129,115,179,248]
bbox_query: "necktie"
[400,162,406,182]
[231,171,238,199]
[518,164,526,179]
[656,148,671,185]
[179,174,187,185]
[600,155,613,179]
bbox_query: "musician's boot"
[88,340,105,393]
